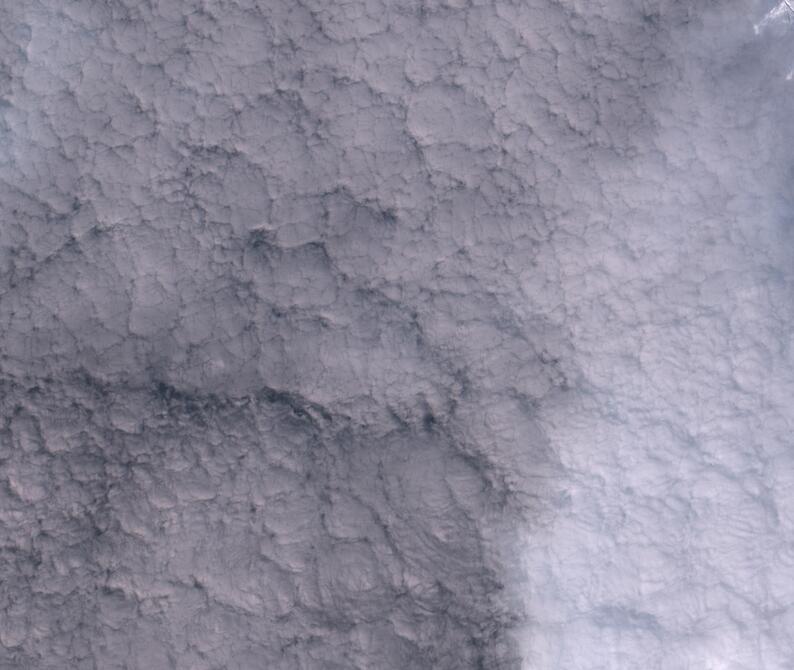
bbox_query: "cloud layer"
[1,0,793,668]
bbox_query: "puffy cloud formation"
[0,0,792,668]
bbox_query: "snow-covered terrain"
[1,0,793,668]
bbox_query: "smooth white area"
[519,8,794,669]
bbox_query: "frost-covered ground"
[1,1,793,668]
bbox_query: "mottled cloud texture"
[1,1,793,668]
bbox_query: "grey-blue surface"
[1,1,793,668]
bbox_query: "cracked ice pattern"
[1,0,793,668]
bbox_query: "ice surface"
[1,0,793,668]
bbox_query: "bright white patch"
[755,0,794,34]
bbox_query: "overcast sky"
[1,1,794,668]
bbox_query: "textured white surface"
[517,4,794,668]
[1,0,793,668]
